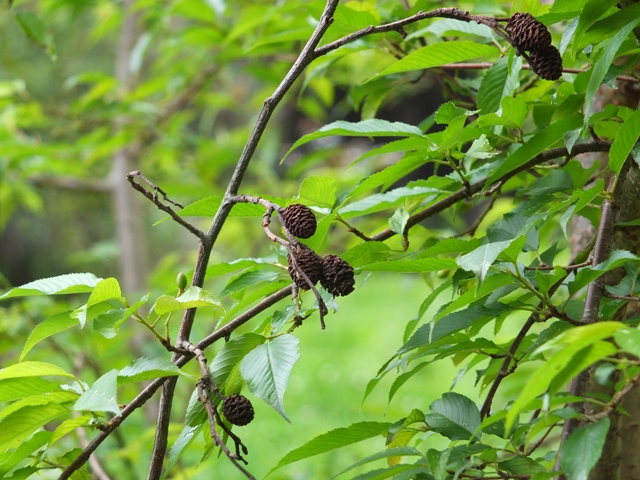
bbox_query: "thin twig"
[126,171,204,239]
[372,141,611,242]
[453,197,496,238]
[523,260,591,272]
[58,286,292,480]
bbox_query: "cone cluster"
[506,12,562,80]
[221,394,255,426]
[287,245,355,297]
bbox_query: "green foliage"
[1,0,640,478]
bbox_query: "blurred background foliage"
[1,0,638,478]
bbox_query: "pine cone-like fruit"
[506,12,551,51]
[281,204,317,239]
[288,243,323,290]
[221,394,255,426]
[320,254,355,297]
[529,46,563,80]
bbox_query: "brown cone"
[320,254,355,297]
[529,46,563,80]
[506,12,552,51]
[221,394,255,426]
[288,243,323,290]
[281,204,317,239]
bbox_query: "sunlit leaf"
[0,273,101,300]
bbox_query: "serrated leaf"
[20,311,77,361]
[477,57,521,115]
[298,176,336,208]
[578,3,640,51]
[153,286,223,316]
[499,456,547,474]
[118,357,193,383]
[209,333,266,391]
[87,278,122,306]
[339,184,444,218]
[0,362,76,380]
[282,119,423,162]
[426,392,480,441]
[49,414,92,446]
[0,404,69,454]
[610,108,640,176]
[487,115,583,185]
[377,41,498,77]
[73,370,120,415]
[0,378,62,403]
[560,418,609,480]
[457,240,512,282]
[0,273,101,300]
[268,421,392,475]
[584,18,640,126]
[389,206,410,236]
[240,334,300,422]
[0,392,78,419]
[362,257,458,273]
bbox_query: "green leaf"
[298,176,336,208]
[118,357,193,383]
[20,311,77,361]
[73,370,120,415]
[347,154,428,200]
[0,273,101,300]
[0,378,62,404]
[584,18,640,126]
[15,12,55,59]
[570,250,640,294]
[377,41,498,77]
[425,392,481,441]
[220,270,280,298]
[506,322,623,432]
[0,362,76,380]
[362,257,458,273]
[487,115,583,185]
[240,334,300,422]
[457,240,512,283]
[209,333,266,391]
[0,404,69,454]
[87,278,122,306]
[49,414,92,446]
[268,421,392,475]
[331,447,423,480]
[614,328,640,357]
[282,120,423,161]
[560,418,610,480]
[477,57,521,115]
[162,424,203,480]
[389,206,410,236]
[610,108,640,176]
[571,0,619,57]
[350,464,430,480]
[577,3,640,50]
[153,286,224,316]
[0,392,78,419]
[0,430,50,476]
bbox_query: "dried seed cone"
[281,204,317,239]
[288,243,323,290]
[221,394,255,426]
[506,12,552,51]
[529,46,563,80]
[320,254,355,297]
